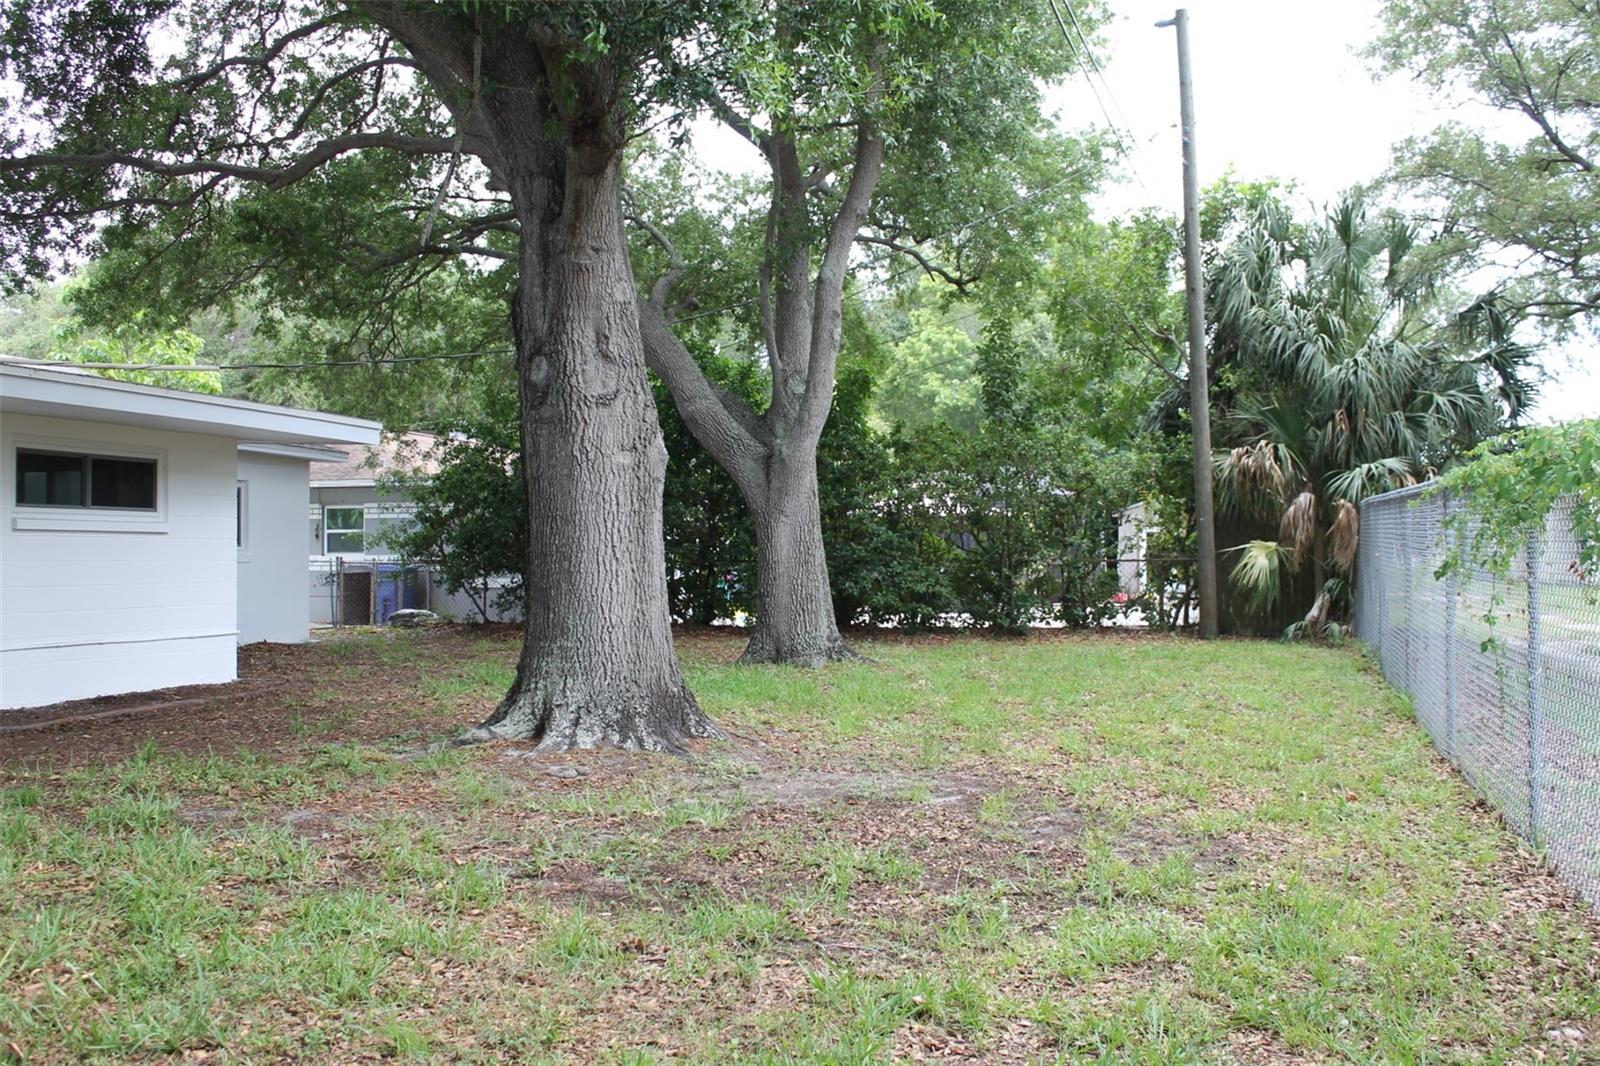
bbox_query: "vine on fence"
[1431,419,1600,580]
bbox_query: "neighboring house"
[1,362,380,710]
[1116,501,1149,598]
[307,433,518,624]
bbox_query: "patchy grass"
[2,629,1597,1063]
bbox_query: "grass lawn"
[2,628,1597,1063]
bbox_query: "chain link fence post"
[1357,484,1597,911]
[1443,492,1458,763]
[1525,528,1546,844]
[1402,506,1417,695]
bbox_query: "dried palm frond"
[1235,440,1288,502]
[1329,498,1360,572]
[1278,489,1317,569]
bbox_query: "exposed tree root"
[736,629,867,668]
[458,679,722,755]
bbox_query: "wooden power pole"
[1157,8,1220,638]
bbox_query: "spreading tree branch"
[796,49,887,440]
[856,234,981,291]
[636,298,767,492]
[3,133,465,190]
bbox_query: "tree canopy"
[1370,0,1600,329]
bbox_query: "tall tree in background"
[2,1,727,750]
[632,0,1090,665]
[1370,0,1600,328]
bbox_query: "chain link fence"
[1355,484,1600,909]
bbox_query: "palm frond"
[1326,457,1414,502]
[1279,490,1317,568]
[1215,437,1294,519]
[1228,539,1291,614]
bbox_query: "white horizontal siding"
[0,413,240,709]
[1,635,236,707]
[238,452,311,644]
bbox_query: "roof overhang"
[310,478,378,488]
[0,363,382,447]
[240,442,351,463]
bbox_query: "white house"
[1117,501,1149,598]
[0,363,380,710]
[240,441,353,642]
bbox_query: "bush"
[383,347,1141,634]
[891,425,1131,632]
[655,359,760,624]
[1433,419,1600,579]
[381,385,526,621]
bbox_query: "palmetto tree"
[1208,194,1532,632]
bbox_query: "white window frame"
[7,433,168,534]
[323,504,366,556]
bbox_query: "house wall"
[308,485,415,559]
[430,577,524,624]
[308,484,412,625]
[1117,502,1148,597]
[0,413,238,709]
[237,452,311,644]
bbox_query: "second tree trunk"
[739,456,857,666]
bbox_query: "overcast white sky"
[1044,0,1598,424]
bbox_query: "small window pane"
[16,451,86,506]
[326,507,364,532]
[326,531,365,554]
[89,456,157,509]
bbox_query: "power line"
[1045,0,1150,194]
[1047,0,1123,152]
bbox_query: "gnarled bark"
[740,457,858,665]
[377,12,717,752]
[467,158,717,749]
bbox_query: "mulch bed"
[0,626,525,765]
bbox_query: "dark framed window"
[15,449,158,510]
[236,481,247,548]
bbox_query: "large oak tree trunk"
[740,456,857,666]
[425,37,717,752]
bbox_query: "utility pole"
[1157,8,1219,639]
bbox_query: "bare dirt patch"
[0,626,522,766]
[725,768,986,809]
[524,859,638,907]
